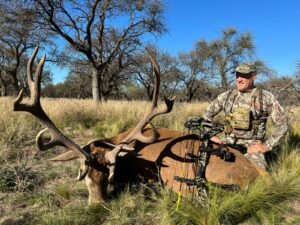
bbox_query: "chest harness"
[223,88,268,141]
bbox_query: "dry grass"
[51,98,208,133]
[0,97,300,224]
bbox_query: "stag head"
[14,45,175,204]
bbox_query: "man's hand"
[210,136,226,145]
[247,143,268,154]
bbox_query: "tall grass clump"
[90,185,181,225]
[0,98,41,156]
[43,98,100,130]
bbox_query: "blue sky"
[158,0,300,74]
[52,0,300,83]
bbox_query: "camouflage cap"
[234,62,257,74]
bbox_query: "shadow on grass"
[286,129,300,148]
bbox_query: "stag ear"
[50,150,79,161]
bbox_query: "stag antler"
[13,45,93,180]
[105,48,176,182]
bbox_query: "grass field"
[1,97,300,225]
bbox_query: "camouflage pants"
[243,152,267,169]
[221,135,268,169]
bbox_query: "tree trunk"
[92,68,101,102]
[0,84,7,96]
[10,70,20,96]
[221,71,229,91]
[99,70,106,101]
[186,87,192,102]
[186,85,195,102]
[0,75,7,96]
[146,85,153,101]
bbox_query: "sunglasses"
[235,72,254,79]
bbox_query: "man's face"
[235,72,256,92]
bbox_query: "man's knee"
[244,152,267,170]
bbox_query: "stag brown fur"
[52,127,268,205]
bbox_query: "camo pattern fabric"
[203,87,289,169]
[235,62,257,74]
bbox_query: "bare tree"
[65,60,92,99]
[101,41,136,100]
[129,46,179,100]
[255,60,300,106]
[160,65,182,98]
[0,1,52,96]
[35,0,166,102]
[208,27,255,90]
[257,76,298,106]
[271,62,300,105]
[178,39,210,102]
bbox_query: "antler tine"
[14,46,44,109]
[146,47,175,115]
[13,45,91,180]
[13,47,40,110]
[146,47,160,109]
[27,45,39,87]
[33,52,46,104]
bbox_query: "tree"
[0,1,51,96]
[101,41,136,100]
[257,76,299,106]
[275,61,300,105]
[254,60,300,106]
[35,0,166,102]
[65,60,92,99]
[129,46,180,100]
[207,27,255,90]
[42,83,57,98]
[178,40,210,102]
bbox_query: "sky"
[52,0,300,83]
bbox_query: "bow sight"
[184,117,225,138]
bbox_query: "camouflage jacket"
[203,87,289,151]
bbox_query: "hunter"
[203,62,289,169]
